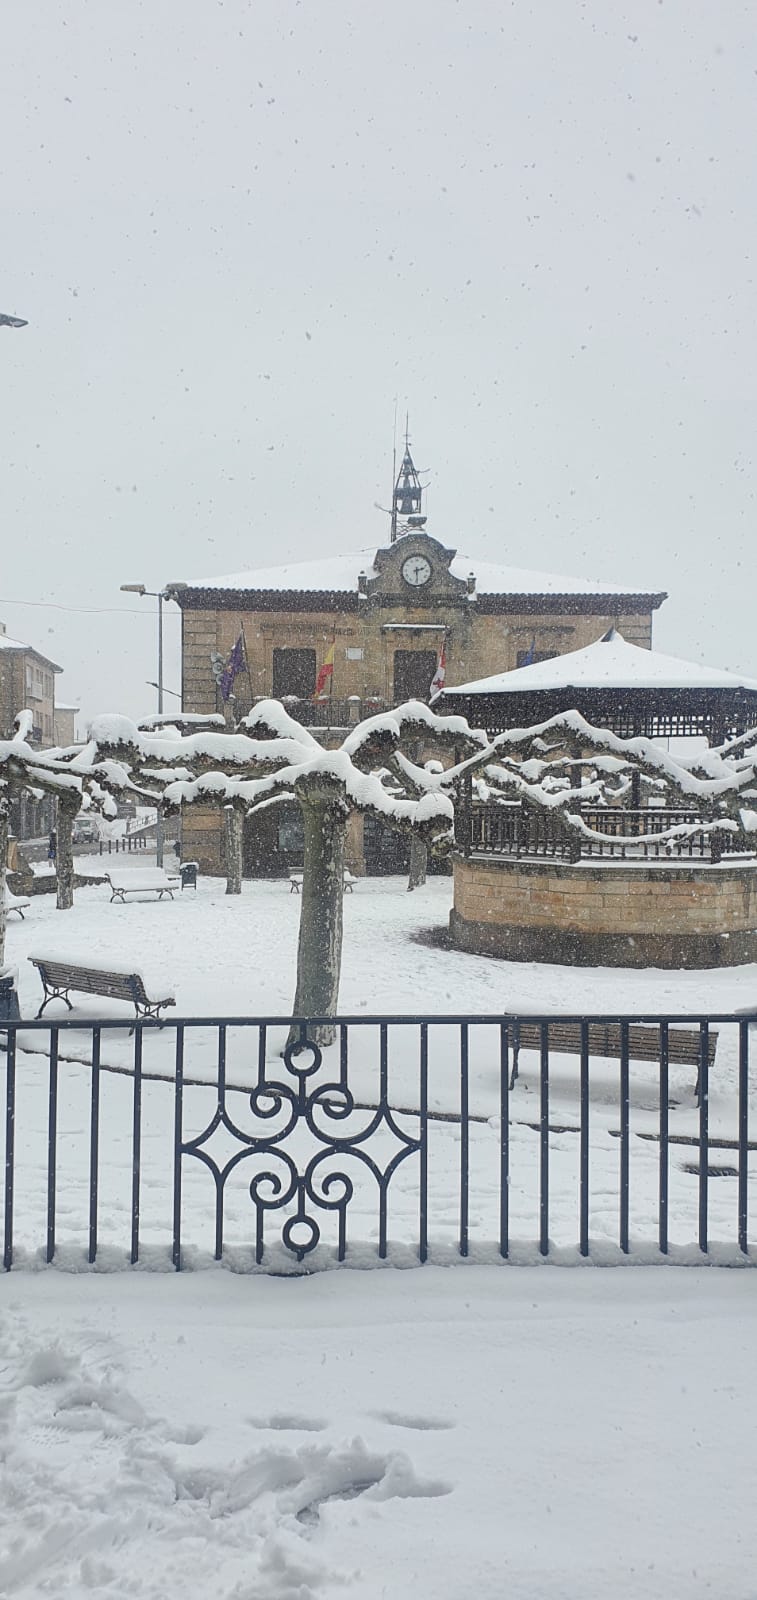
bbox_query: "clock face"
[401,554,432,588]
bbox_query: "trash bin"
[179,861,198,891]
[0,969,20,1022]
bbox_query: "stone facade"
[176,530,664,875]
[450,854,757,968]
[0,625,61,747]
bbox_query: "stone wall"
[204,604,652,714]
[451,853,757,968]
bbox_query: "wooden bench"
[4,889,31,920]
[29,956,176,1024]
[508,1019,718,1101]
[288,869,358,894]
[106,870,180,903]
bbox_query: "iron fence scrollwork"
[174,1020,423,1267]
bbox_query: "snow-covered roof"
[0,628,61,669]
[185,546,646,598]
[442,631,757,696]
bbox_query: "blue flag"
[220,634,246,702]
[521,636,536,667]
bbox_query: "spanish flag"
[314,641,335,698]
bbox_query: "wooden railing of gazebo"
[456,801,753,865]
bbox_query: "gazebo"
[437,631,757,969]
[436,629,757,744]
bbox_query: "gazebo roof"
[441,631,757,698]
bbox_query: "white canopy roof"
[187,546,641,598]
[443,631,757,696]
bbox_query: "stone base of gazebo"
[450,855,757,968]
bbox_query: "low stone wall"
[450,853,757,968]
[7,869,108,898]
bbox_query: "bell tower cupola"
[390,418,427,542]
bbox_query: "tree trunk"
[224,805,243,894]
[290,797,346,1047]
[56,796,78,911]
[407,835,427,891]
[0,798,8,970]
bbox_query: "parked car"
[72,817,100,844]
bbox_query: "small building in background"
[0,621,63,841]
[53,702,79,747]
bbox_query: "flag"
[220,633,246,702]
[314,641,335,698]
[429,640,447,697]
[521,636,536,667]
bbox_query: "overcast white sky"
[1,0,755,725]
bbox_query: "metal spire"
[390,416,427,542]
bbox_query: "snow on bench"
[28,950,176,1024]
[106,869,180,903]
[288,868,358,894]
[4,888,31,920]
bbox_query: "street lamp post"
[120,581,187,866]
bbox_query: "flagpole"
[240,622,253,710]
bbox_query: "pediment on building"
[366,534,469,602]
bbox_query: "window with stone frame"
[393,649,438,703]
[272,647,317,699]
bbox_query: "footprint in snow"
[371,1409,454,1432]
[248,1411,327,1432]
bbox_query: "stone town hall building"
[174,440,666,876]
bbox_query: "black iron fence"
[457,802,751,864]
[2,1012,754,1271]
[281,697,384,729]
[97,834,149,855]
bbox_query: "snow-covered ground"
[3,870,757,1596]
[2,1267,757,1599]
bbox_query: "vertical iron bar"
[738,1020,749,1254]
[46,1027,59,1264]
[378,1021,389,1261]
[619,1021,629,1254]
[340,1024,348,1093]
[499,1022,509,1259]
[698,1022,709,1255]
[257,1022,267,1091]
[459,1023,469,1257]
[88,1027,101,1264]
[579,1021,589,1257]
[215,1027,226,1260]
[419,1023,428,1263]
[378,1181,388,1260]
[659,1022,669,1255]
[3,1028,16,1270]
[256,1205,265,1265]
[172,1025,184,1269]
[539,1022,549,1256]
[379,1022,388,1105]
[130,1026,143,1265]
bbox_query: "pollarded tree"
[88,701,488,1041]
[0,713,139,967]
[234,700,488,1033]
